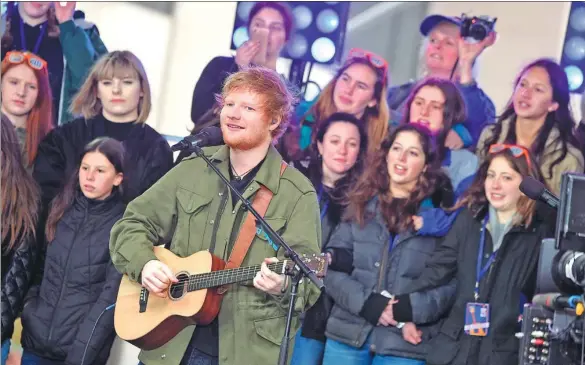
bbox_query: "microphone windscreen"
[519,176,545,200]
[201,126,224,145]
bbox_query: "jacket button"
[161,354,166,359]
[219,192,223,196]
[210,220,215,224]
[374,262,380,267]
[232,210,236,214]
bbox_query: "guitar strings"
[168,262,287,290]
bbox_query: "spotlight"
[561,2,585,93]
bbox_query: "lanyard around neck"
[19,17,47,54]
[474,215,497,301]
[317,185,329,221]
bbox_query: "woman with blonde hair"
[33,50,173,205]
[1,51,53,168]
[281,48,390,162]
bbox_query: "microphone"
[171,126,223,152]
[519,176,560,209]
[532,293,584,314]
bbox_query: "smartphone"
[250,27,269,65]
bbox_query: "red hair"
[1,55,54,166]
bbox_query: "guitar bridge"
[139,287,149,313]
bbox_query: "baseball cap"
[419,15,462,36]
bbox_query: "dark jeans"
[21,352,64,365]
[138,347,218,365]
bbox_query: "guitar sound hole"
[169,273,189,300]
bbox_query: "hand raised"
[53,1,76,24]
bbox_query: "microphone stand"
[191,146,324,365]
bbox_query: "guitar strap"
[218,161,287,294]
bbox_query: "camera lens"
[470,24,488,41]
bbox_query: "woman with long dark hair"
[476,58,584,194]
[321,124,456,365]
[291,112,367,365]
[20,137,126,365]
[1,114,41,364]
[393,145,555,365]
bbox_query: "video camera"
[518,173,585,365]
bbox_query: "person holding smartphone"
[186,2,294,144]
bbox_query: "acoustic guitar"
[114,247,327,350]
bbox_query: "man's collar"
[210,144,284,194]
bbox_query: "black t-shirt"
[101,115,136,142]
[185,157,265,359]
[2,12,64,127]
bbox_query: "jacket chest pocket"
[174,188,213,255]
[244,218,287,266]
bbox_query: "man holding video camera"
[387,14,497,150]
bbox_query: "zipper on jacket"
[482,230,520,302]
[375,234,393,293]
[209,185,229,255]
[47,203,89,343]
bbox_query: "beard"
[221,123,272,151]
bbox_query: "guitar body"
[114,247,225,350]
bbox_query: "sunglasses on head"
[346,48,389,85]
[488,143,532,170]
[5,51,47,71]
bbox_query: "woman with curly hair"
[321,124,456,365]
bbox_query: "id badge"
[464,302,490,336]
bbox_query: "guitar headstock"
[284,253,328,277]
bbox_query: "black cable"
[81,303,116,365]
[449,58,459,81]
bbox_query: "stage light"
[570,6,585,32]
[236,2,255,22]
[565,36,585,61]
[565,65,583,91]
[293,6,313,30]
[311,37,336,63]
[561,2,585,94]
[316,9,339,33]
[232,26,248,48]
[287,34,309,58]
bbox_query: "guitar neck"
[187,262,286,291]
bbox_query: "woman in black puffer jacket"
[21,137,127,365]
[1,115,41,363]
